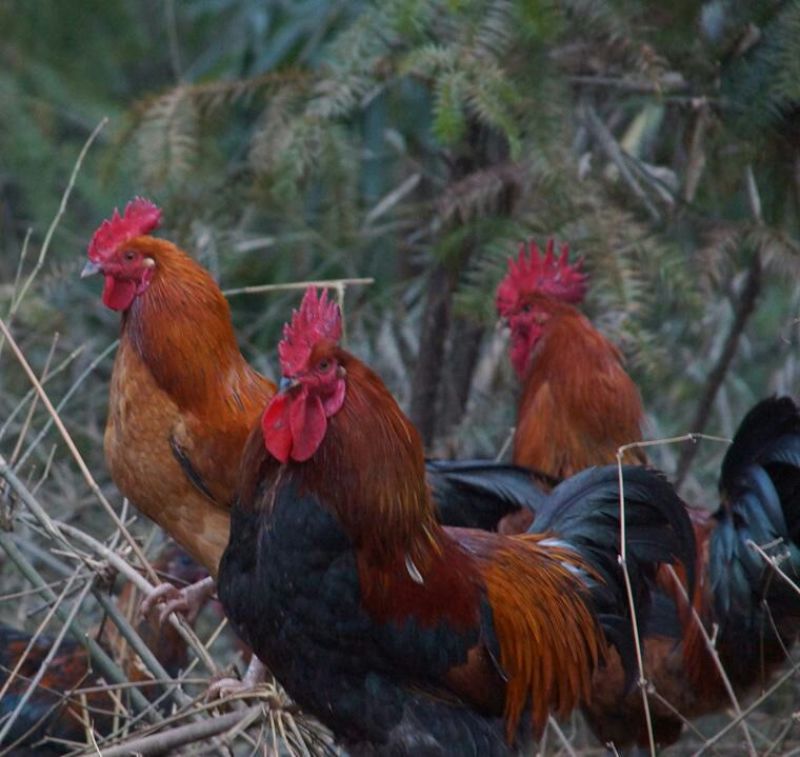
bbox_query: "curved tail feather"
[711,396,800,664]
[530,465,696,680]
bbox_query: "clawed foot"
[206,656,267,701]
[139,576,216,627]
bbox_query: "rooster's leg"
[206,656,267,700]
[139,576,216,627]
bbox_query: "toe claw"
[206,677,244,701]
[206,658,268,702]
[138,583,182,626]
[158,597,188,626]
[138,576,215,627]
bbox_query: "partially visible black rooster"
[0,543,207,754]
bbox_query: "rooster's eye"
[123,251,136,262]
[317,359,331,371]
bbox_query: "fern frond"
[464,60,521,156]
[432,68,469,144]
[307,5,396,120]
[400,43,459,77]
[772,1,800,105]
[136,87,199,188]
[474,0,517,59]
[436,162,526,225]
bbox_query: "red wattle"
[262,394,293,463]
[289,390,327,462]
[102,276,138,311]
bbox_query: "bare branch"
[673,251,761,487]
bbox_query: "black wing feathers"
[425,459,546,530]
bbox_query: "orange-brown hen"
[82,199,276,592]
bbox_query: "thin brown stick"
[614,430,755,757]
[54,522,217,674]
[646,688,707,742]
[0,535,155,719]
[747,539,800,600]
[545,716,577,757]
[692,657,800,755]
[0,578,71,602]
[222,277,374,297]
[0,566,83,705]
[494,426,515,462]
[16,339,118,470]
[583,104,661,223]
[616,428,757,753]
[9,332,58,466]
[1,457,217,676]
[664,564,757,756]
[87,705,262,756]
[615,450,656,757]
[0,344,86,442]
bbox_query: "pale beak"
[278,376,300,394]
[81,260,102,278]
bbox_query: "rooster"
[496,239,800,747]
[0,543,207,754]
[0,628,112,754]
[82,198,275,592]
[83,199,550,625]
[217,287,695,754]
[496,238,646,483]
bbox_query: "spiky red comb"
[278,288,342,375]
[88,197,162,262]
[495,238,588,317]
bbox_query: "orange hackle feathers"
[88,197,162,261]
[297,351,438,563]
[119,237,263,412]
[512,307,646,478]
[459,530,604,738]
[496,238,588,318]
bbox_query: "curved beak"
[81,260,102,279]
[278,376,300,394]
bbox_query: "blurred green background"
[4,1,800,482]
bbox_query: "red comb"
[278,288,342,375]
[495,238,588,317]
[88,197,162,261]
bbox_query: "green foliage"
[722,1,800,138]
[3,0,799,456]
